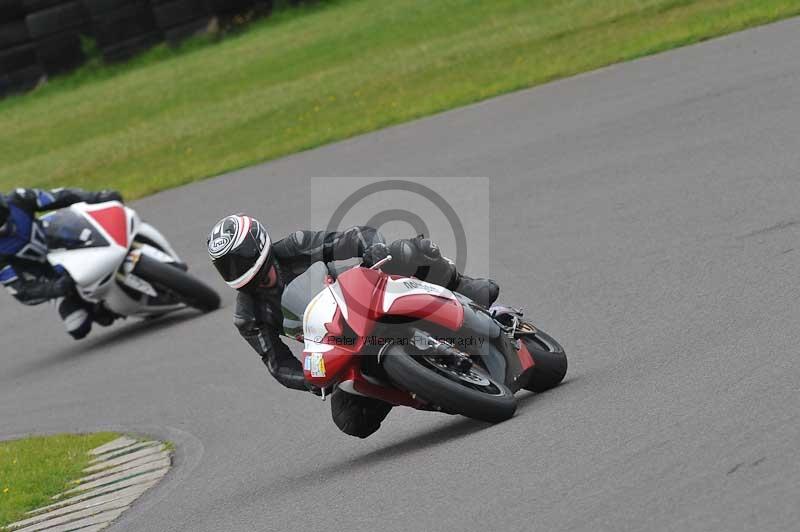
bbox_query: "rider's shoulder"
[7,188,35,203]
[272,230,310,257]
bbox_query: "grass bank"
[1,0,798,198]
[0,432,118,527]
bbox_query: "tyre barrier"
[0,44,45,96]
[0,0,27,19]
[0,1,44,97]
[0,19,30,48]
[205,0,255,17]
[28,1,89,74]
[151,0,214,45]
[86,0,159,61]
[26,1,88,39]
[1,0,278,97]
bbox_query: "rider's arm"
[272,226,386,265]
[8,188,122,212]
[0,263,74,305]
[233,292,307,391]
[384,236,460,288]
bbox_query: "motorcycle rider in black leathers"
[0,187,123,339]
[207,214,500,438]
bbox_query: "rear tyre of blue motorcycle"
[381,344,517,423]
[134,254,221,312]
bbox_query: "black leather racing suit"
[0,188,121,339]
[234,227,499,438]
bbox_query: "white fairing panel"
[327,280,349,321]
[48,247,127,287]
[382,277,457,313]
[302,287,340,354]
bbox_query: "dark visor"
[213,253,256,282]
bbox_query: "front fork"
[409,329,474,370]
[405,327,533,393]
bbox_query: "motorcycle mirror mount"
[369,254,393,271]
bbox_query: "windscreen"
[41,210,108,250]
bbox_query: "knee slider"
[68,317,92,340]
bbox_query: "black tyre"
[0,20,30,49]
[162,17,213,44]
[153,0,210,29]
[0,63,44,97]
[205,0,254,15]
[0,0,26,19]
[82,0,132,16]
[381,343,517,423]
[36,31,85,74]
[26,2,88,39]
[100,31,160,61]
[91,2,157,48]
[521,326,568,393]
[21,0,62,13]
[0,43,38,73]
[133,254,220,312]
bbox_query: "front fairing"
[302,285,363,387]
[327,267,386,337]
[43,202,138,293]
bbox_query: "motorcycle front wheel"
[133,254,221,312]
[518,325,568,393]
[381,343,517,423]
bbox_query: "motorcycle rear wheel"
[382,343,517,423]
[133,254,221,312]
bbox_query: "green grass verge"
[0,432,119,527]
[1,0,799,198]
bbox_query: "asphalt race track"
[3,17,800,532]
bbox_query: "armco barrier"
[0,0,272,98]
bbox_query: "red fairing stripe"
[88,206,128,248]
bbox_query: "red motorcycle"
[297,257,567,423]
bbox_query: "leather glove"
[94,190,123,203]
[415,237,442,263]
[362,242,390,267]
[17,275,75,304]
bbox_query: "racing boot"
[92,303,117,327]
